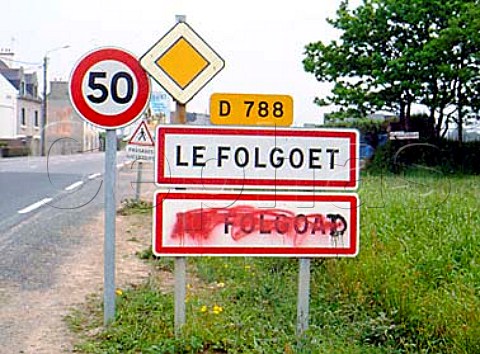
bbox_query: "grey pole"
[174,256,187,335]
[104,129,117,325]
[173,102,187,335]
[135,161,143,201]
[297,258,311,337]
[174,14,187,337]
[41,45,69,157]
[41,56,47,157]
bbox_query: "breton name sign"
[152,190,359,257]
[155,125,359,190]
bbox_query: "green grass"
[69,173,480,353]
[117,199,153,216]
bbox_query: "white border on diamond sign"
[140,22,225,104]
[69,47,151,129]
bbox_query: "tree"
[303,0,480,141]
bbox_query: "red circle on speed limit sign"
[70,47,150,129]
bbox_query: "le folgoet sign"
[155,125,359,190]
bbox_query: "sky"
[0,0,357,127]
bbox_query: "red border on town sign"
[156,126,359,189]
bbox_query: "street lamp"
[41,45,70,156]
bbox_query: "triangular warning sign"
[128,121,155,146]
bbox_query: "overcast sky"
[1,0,359,126]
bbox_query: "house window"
[34,111,39,127]
[21,108,26,126]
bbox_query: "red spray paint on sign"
[170,205,347,246]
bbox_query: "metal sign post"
[135,161,143,201]
[174,101,187,335]
[297,258,311,337]
[104,129,117,324]
[174,252,187,335]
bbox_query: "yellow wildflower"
[200,305,208,313]
[216,282,225,288]
[115,288,123,296]
[244,265,251,270]
[212,305,223,314]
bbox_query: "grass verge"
[69,173,480,353]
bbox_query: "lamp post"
[41,45,70,156]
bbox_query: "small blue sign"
[150,90,171,117]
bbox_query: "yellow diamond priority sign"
[140,22,225,104]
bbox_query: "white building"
[0,50,42,155]
[46,81,100,154]
[0,70,17,138]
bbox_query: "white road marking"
[18,198,53,214]
[65,181,84,191]
[88,173,101,179]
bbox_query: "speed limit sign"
[70,47,150,129]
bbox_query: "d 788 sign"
[210,93,293,126]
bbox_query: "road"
[0,151,153,351]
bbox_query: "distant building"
[46,81,99,154]
[0,49,42,155]
[368,111,397,121]
[186,112,210,125]
[169,111,211,125]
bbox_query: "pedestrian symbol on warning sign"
[138,128,147,141]
[128,121,155,146]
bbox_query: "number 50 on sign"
[210,93,293,126]
[70,48,150,129]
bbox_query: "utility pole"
[41,45,70,157]
[41,55,47,156]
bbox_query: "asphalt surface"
[0,151,154,350]
[0,154,101,232]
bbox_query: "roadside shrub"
[117,199,153,215]
[368,139,480,175]
[324,118,389,136]
[1,146,30,157]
